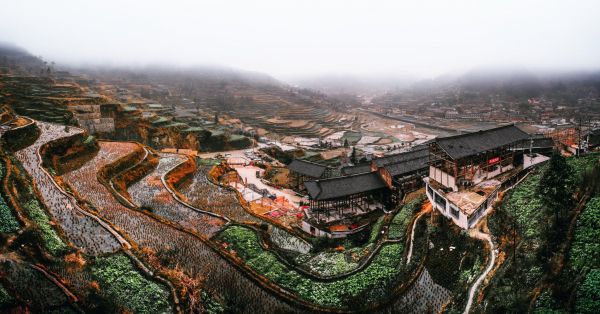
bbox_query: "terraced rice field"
[178,164,261,223]
[129,154,226,237]
[61,146,300,312]
[14,122,121,255]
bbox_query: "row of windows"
[428,183,461,220]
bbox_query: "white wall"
[429,166,457,191]
[426,182,472,230]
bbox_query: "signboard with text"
[488,156,501,165]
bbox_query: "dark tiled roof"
[373,146,429,168]
[384,156,428,177]
[435,125,530,160]
[288,159,327,178]
[305,172,387,201]
[513,135,554,150]
[340,163,372,176]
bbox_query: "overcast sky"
[1,0,599,80]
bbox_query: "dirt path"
[406,202,431,264]
[464,227,496,314]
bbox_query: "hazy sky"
[1,0,599,79]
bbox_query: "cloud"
[1,0,599,79]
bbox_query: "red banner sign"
[488,156,501,165]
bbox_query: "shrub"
[388,197,423,240]
[218,226,408,307]
[368,216,385,243]
[0,162,19,233]
[23,199,67,255]
[0,285,14,306]
[575,269,600,314]
[570,197,600,271]
[91,254,172,314]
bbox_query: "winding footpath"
[161,156,232,224]
[463,228,497,314]
[406,203,431,264]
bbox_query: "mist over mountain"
[289,74,416,95]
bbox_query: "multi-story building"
[424,125,550,229]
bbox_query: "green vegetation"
[219,225,409,307]
[202,291,225,314]
[294,251,359,277]
[537,152,575,224]
[151,116,169,124]
[284,197,423,278]
[0,163,20,233]
[368,215,385,243]
[484,153,600,313]
[198,158,221,166]
[91,254,171,314]
[388,197,423,240]
[82,135,95,145]
[570,197,600,271]
[23,199,67,255]
[0,284,14,306]
[575,269,600,313]
[504,170,546,239]
[340,131,361,145]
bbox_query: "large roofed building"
[297,146,430,237]
[424,124,551,229]
[302,172,390,237]
[288,159,333,190]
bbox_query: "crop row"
[60,144,301,312]
[129,154,226,238]
[177,164,261,224]
[14,121,121,255]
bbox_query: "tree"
[351,147,357,164]
[537,151,574,226]
[214,112,219,124]
[343,138,349,148]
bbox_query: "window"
[450,205,460,219]
[427,184,433,197]
[434,192,447,209]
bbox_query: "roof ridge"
[436,123,523,142]
[291,158,329,168]
[315,170,376,183]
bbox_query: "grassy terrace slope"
[90,254,172,314]
[0,160,20,233]
[214,220,450,312]
[481,153,600,313]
